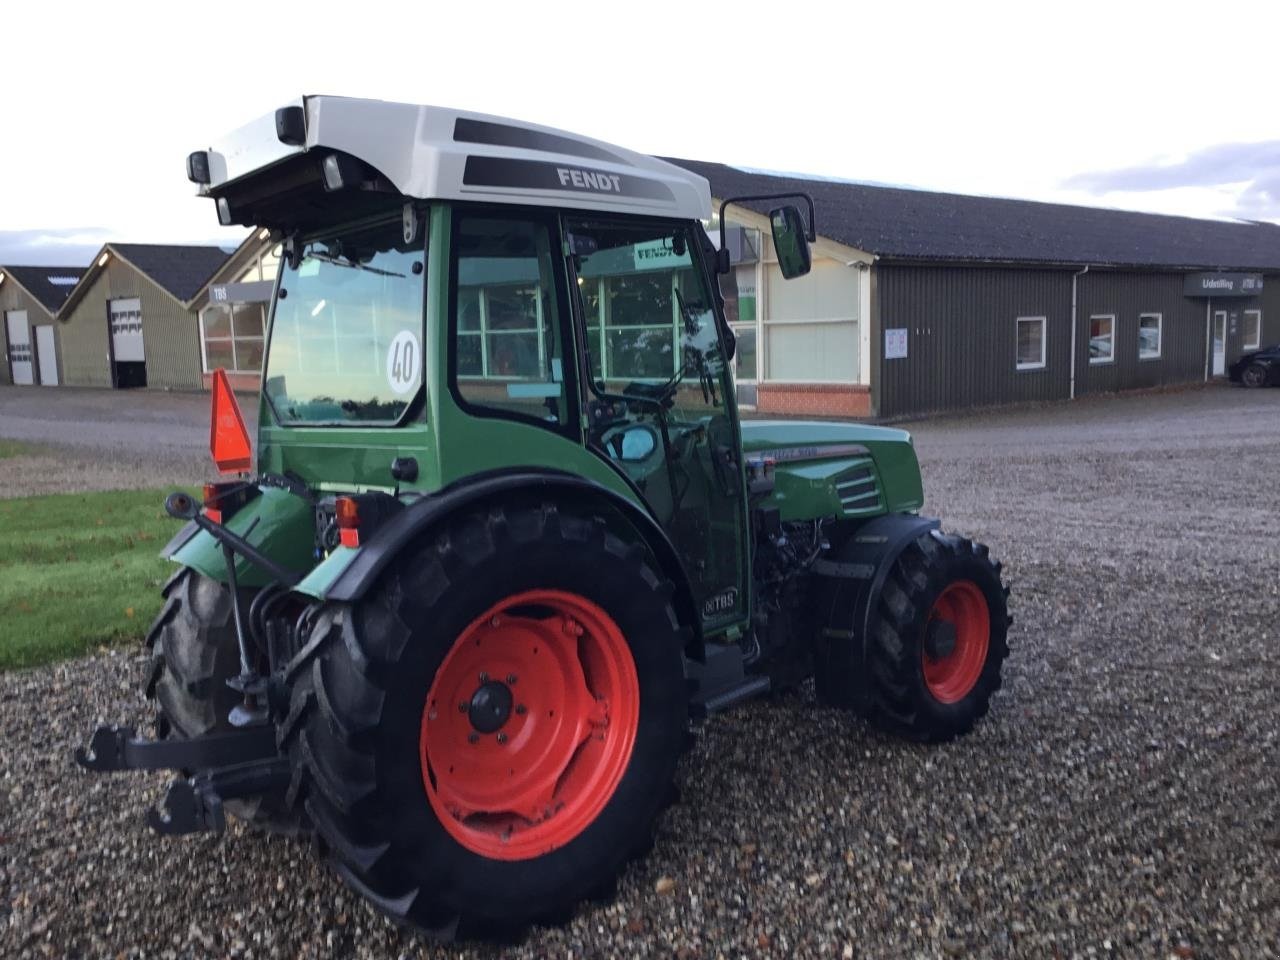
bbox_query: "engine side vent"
[834,462,883,515]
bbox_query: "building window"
[1089,314,1115,364]
[732,323,757,383]
[1243,309,1262,350]
[233,244,283,284]
[720,263,758,383]
[1138,313,1162,360]
[1016,316,1046,370]
[200,302,266,374]
[763,259,860,382]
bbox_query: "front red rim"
[419,589,639,861]
[921,580,990,704]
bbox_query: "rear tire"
[280,502,688,939]
[864,532,1009,742]
[1242,362,1269,388]
[144,568,302,833]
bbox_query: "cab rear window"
[264,218,425,425]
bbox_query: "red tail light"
[210,368,252,474]
[202,480,256,524]
[203,482,225,523]
[335,496,361,547]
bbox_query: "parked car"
[1229,344,1280,387]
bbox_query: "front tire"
[281,502,688,939]
[864,532,1010,742]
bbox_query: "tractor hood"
[739,420,924,521]
[740,419,913,455]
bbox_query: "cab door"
[562,216,749,633]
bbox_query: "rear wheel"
[144,568,302,832]
[281,502,688,939]
[1242,362,1269,388]
[865,532,1009,742]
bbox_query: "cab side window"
[450,214,573,431]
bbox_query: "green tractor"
[77,96,1009,939]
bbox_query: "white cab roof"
[199,95,711,221]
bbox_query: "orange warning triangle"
[210,368,253,474]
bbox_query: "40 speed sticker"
[386,330,422,396]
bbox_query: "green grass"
[0,439,37,459]
[0,488,194,670]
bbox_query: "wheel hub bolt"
[468,732,480,744]
[479,671,489,683]
[515,704,527,715]
[458,702,468,713]
[507,673,518,685]
[496,733,508,744]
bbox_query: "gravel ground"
[3,383,1279,959]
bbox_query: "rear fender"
[165,486,317,588]
[298,470,703,652]
[812,513,940,713]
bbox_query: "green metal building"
[0,265,82,386]
[55,243,230,389]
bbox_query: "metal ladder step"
[690,676,771,718]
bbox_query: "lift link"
[148,759,291,836]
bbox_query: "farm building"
[186,229,280,394]
[55,243,231,389]
[0,265,82,386]
[678,159,1280,418]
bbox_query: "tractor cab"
[182,95,820,638]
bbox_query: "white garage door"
[110,298,145,363]
[35,325,58,385]
[5,311,33,385]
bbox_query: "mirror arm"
[718,191,818,253]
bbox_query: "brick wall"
[756,383,871,418]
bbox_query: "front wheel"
[281,503,689,939]
[1242,363,1269,388]
[865,531,1010,742]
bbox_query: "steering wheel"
[600,423,659,463]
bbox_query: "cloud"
[0,228,239,267]
[1063,141,1280,220]
[0,228,114,267]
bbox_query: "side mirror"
[770,205,812,279]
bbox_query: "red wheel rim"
[921,580,990,704]
[419,589,639,861]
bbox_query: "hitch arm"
[75,724,278,772]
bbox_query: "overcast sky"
[3,0,1278,266]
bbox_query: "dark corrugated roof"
[666,158,1280,270]
[1,265,84,312]
[111,243,233,301]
